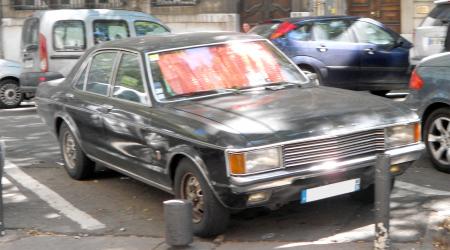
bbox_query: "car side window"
[53,20,86,51]
[286,23,312,41]
[74,65,87,90]
[93,20,130,44]
[86,52,117,95]
[353,21,395,46]
[112,53,148,105]
[312,20,353,42]
[135,21,169,36]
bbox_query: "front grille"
[282,129,385,169]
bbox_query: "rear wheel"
[59,122,95,180]
[424,108,450,173]
[174,158,229,237]
[0,79,23,109]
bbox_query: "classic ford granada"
[36,32,424,237]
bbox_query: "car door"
[65,50,119,161]
[102,51,169,186]
[353,20,410,87]
[310,19,360,88]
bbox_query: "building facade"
[0,0,438,61]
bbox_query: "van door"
[50,20,87,76]
[21,18,40,73]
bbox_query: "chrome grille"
[283,129,385,168]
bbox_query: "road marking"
[395,181,450,196]
[2,177,28,203]
[4,160,106,230]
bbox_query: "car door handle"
[364,48,375,55]
[317,46,328,52]
[98,104,114,114]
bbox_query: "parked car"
[20,9,170,99]
[410,0,450,66]
[0,59,23,108]
[406,52,450,173]
[36,32,424,237]
[250,16,412,95]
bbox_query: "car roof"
[95,31,265,53]
[267,15,360,23]
[434,0,450,4]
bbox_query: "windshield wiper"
[236,82,299,91]
[166,89,239,100]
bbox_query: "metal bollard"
[164,199,193,247]
[374,154,392,250]
[0,140,5,236]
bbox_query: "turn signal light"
[228,153,246,175]
[409,69,424,90]
[414,123,421,142]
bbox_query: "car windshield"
[147,40,307,102]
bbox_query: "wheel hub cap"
[0,83,21,106]
[63,132,77,169]
[428,117,450,165]
[181,173,204,223]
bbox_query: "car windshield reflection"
[147,40,307,102]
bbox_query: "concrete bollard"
[164,199,193,247]
[0,140,5,236]
[374,154,392,250]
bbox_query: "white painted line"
[4,160,106,230]
[395,181,450,196]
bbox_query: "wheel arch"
[166,146,231,208]
[53,113,87,152]
[422,102,450,130]
[0,76,19,84]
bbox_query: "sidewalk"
[0,230,424,250]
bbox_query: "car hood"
[169,86,418,148]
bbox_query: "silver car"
[406,52,450,173]
[410,0,450,66]
[0,59,22,108]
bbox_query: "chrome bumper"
[229,143,424,193]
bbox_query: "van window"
[135,21,169,36]
[53,20,86,51]
[86,52,117,95]
[93,20,129,44]
[422,5,450,26]
[22,18,39,46]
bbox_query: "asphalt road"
[0,103,449,247]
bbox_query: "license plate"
[24,60,34,68]
[428,37,444,45]
[300,178,360,204]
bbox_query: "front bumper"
[222,143,424,209]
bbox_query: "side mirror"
[24,44,38,53]
[306,73,319,86]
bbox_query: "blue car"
[250,16,412,95]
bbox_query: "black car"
[36,32,424,237]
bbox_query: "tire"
[370,90,389,97]
[424,108,450,173]
[174,158,230,237]
[0,79,23,109]
[59,122,95,180]
[351,178,395,203]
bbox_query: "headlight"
[228,147,281,175]
[385,123,421,148]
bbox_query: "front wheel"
[0,79,23,109]
[424,108,450,173]
[174,158,229,237]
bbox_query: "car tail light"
[270,22,297,40]
[39,33,48,72]
[409,69,424,90]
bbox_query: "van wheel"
[59,122,95,180]
[0,79,23,109]
[174,158,229,237]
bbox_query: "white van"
[20,9,170,97]
[410,0,450,66]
